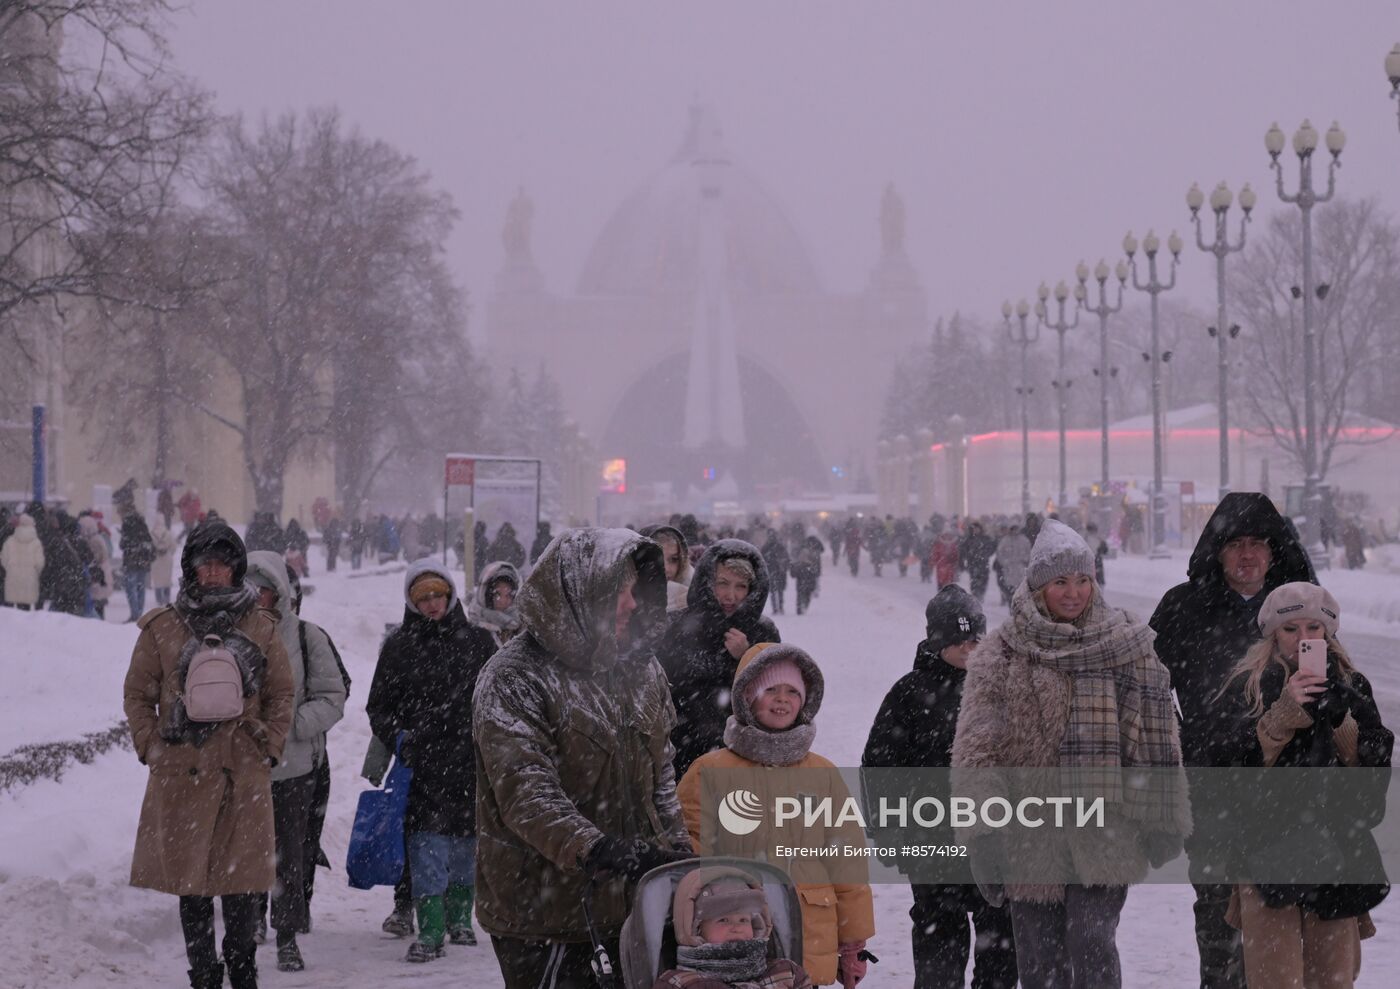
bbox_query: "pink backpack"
[183,635,245,722]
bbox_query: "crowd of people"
[2,485,1386,988]
[816,510,1114,607]
[0,498,177,619]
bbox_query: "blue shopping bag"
[346,734,413,890]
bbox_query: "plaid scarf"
[1006,581,1184,826]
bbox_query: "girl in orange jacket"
[678,642,875,987]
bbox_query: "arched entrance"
[601,353,827,495]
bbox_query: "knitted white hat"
[1026,519,1097,590]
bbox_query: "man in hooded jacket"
[244,551,347,972]
[1148,491,1315,989]
[657,539,782,780]
[473,528,692,989]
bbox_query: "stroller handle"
[582,877,620,989]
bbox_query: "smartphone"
[1298,638,1327,678]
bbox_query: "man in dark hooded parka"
[473,528,692,988]
[1148,491,1316,989]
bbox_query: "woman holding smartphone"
[1215,582,1393,988]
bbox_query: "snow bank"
[1,562,1396,986]
[0,608,137,753]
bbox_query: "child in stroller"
[616,859,809,989]
[651,865,809,989]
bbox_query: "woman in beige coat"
[123,520,292,989]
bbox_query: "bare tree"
[0,0,208,357]
[66,206,226,486]
[1229,197,1400,480]
[193,108,475,518]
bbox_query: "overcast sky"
[168,1,1400,330]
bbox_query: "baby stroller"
[606,857,803,989]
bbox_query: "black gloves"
[969,834,1006,908]
[1312,679,1350,729]
[583,836,694,881]
[1138,831,1182,869]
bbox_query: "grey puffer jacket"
[473,528,689,941]
[246,551,347,782]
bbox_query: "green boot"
[406,896,446,962]
[446,884,477,945]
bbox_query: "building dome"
[577,106,821,298]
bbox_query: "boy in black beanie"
[861,585,1017,989]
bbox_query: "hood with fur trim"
[403,558,460,616]
[731,642,824,727]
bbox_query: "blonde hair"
[1217,629,1357,719]
[715,556,756,587]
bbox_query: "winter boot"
[275,931,305,972]
[226,952,258,989]
[406,895,446,963]
[381,901,415,938]
[405,939,446,963]
[187,962,224,989]
[446,884,477,945]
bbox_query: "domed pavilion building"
[485,105,927,512]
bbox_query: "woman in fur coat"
[1214,582,1391,989]
[951,520,1190,989]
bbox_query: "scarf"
[723,716,816,767]
[676,938,770,983]
[466,597,522,645]
[175,581,258,637]
[1005,581,1184,826]
[163,583,266,746]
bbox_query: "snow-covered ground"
[1,551,1397,987]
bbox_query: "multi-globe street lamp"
[1188,180,1255,501]
[1076,258,1128,507]
[1124,228,1182,558]
[1003,298,1040,517]
[1265,119,1344,564]
[1035,280,1080,512]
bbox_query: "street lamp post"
[1125,228,1182,558]
[1003,298,1039,517]
[1266,119,1344,564]
[1076,258,1127,500]
[1387,45,1400,133]
[1188,180,1255,501]
[1036,280,1080,511]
